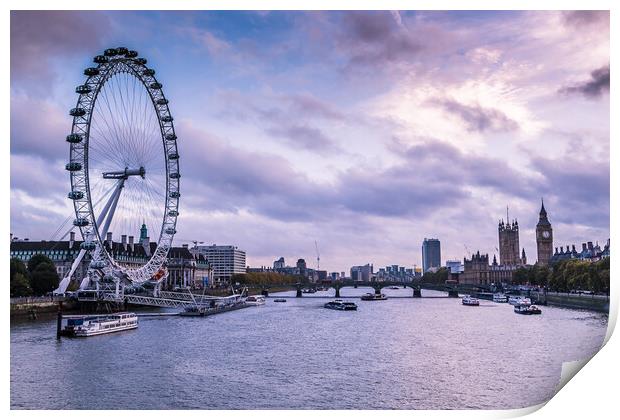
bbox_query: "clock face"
[542,230,550,239]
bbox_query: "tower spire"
[539,197,548,218]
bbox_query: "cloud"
[430,98,520,132]
[10,11,110,93]
[284,93,346,121]
[529,155,609,228]
[559,65,610,98]
[10,94,68,161]
[562,11,609,28]
[338,11,422,67]
[215,90,347,154]
[265,124,339,153]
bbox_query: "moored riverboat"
[508,296,531,306]
[180,306,207,317]
[274,298,287,303]
[245,295,266,306]
[361,292,388,301]
[493,293,508,303]
[514,304,542,315]
[324,299,357,311]
[63,313,138,337]
[462,296,480,306]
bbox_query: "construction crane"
[314,240,320,271]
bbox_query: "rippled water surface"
[10,288,608,409]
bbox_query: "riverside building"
[191,244,246,285]
[422,238,441,273]
[10,230,212,291]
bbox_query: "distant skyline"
[10,11,610,273]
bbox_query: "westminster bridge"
[257,281,497,298]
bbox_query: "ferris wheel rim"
[66,48,180,285]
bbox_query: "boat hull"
[74,324,137,337]
[361,295,388,301]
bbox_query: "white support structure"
[54,180,125,294]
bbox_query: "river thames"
[10,288,608,410]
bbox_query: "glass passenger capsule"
[165,134,177,141]
[161,115,173,122]
[104,48,118,56]
[150,82,162,89]
[156,98,169,105]
[168,152,179,160]
[136,58,147,65]
[90,261,105,269]
[65,162,82,171]
[80,241,96,251]
[169,191,180,199]
[66,134,83,143]
[68,191,84,200]
[116,47,128,55]
[143,69,155,76]
[73,218,89,227]
[75,85,92,94]
[94,55,108,64]
[165,228,177,235]
[125,50,138,58]
[170,173,180,179]
[84,67,100,76]
[168,210,179,217]
[69,108,86,117]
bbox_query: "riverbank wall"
[529,291,609,313]
[10,298,78,319]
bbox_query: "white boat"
[493,293,508,303]
[324,299,358,311]
[514,304,542,315]
[462,296,479,306]
[68,313,138,337]
[360,292,388,301]
[508,296,531,306]
[245,295,266,306]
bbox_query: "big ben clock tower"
[536,199,553,265]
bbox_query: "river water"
[10,288,608,410]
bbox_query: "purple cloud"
[430,98,520,132]
[559,65,610,98]
[338,11,422,68]
[10,11,110,93]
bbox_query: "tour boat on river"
[63,313,138,337]
[180,306,207,317]
[514,304,542,315]
[245,295,266,306]
[493,293,508,303]
[361,292,388,301]
[462,296,480,306]
[508,296,531,306]
[324,299,358,311]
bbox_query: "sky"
[10,10,610,273]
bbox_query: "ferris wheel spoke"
[116,71,141,166]
[108,77,139,168]
[98,84,131,166]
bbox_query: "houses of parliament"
[461,200,555,285]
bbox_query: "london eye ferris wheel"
[61,47,180,294]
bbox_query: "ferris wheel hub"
[102,166,146,180]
